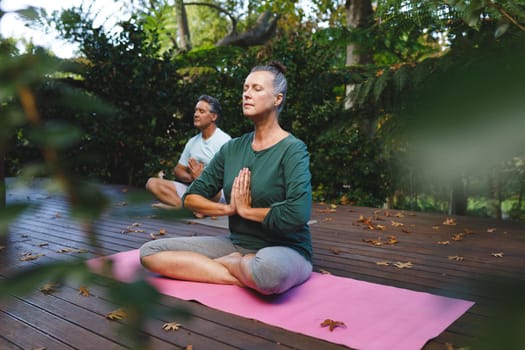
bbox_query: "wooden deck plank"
[0,295,128,350]
[0,310,74,350]
[2,178,524,350]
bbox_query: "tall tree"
[175,0,191,51]
[344,0,373,109]
[141,0,281,51]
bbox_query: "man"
[146,95,231,209]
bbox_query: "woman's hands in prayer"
[230,168,252,217]
[226,167,269,222]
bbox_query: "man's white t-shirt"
[178,127,231,167]
[174,127,231,201]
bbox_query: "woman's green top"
[183,132,313,262]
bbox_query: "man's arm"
[173,163,193,184]
[174,158,205,183]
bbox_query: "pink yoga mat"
[88,250,474,350]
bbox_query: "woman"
[140,62,313,295]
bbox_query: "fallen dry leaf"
[487,228,496,233]
[432,225,440,230]
[445,342,470,350]
[150,233,158,240]
[358,215,375,230]
[386,235,399,244]
[121,226,145,234]
[393,261,413,269]
[391,221,404,227]
[437,241,450,245]
[329,247,342,255]
[491,252,504,258]
[57,248,73,253]
[158,229,167,235]
[363,235,398,246]
[320,318,346,331]
[463,228,475,234]
[442,218,456,225]
[106,308,127,321]
[376,224,386,230]
[20,253,45,261]
[78,286,90,297]
[375,261,391,266]
[162,322,182,331]
[363,238,383,246]
[448,255,464,261]
[40,282,59,295]
[451,233,464,241]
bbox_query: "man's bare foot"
[193,212,205,219]
[152,202,178,210]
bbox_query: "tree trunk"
[0,155,4,208]
[216,12,279,47]
[449,175,467,216]
[496,171,503,220]
[344,0,373,109]
[175,0,192,51]
[518,172,524,211]
[487,168,503,220]
[0,152,6,246]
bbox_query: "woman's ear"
[275,93,283,107]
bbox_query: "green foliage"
[446,0,525,37]
[1,8,188,347]
[6,0,525,218]
[310,115,391,207]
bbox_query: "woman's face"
[242,71,281,118]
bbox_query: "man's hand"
[188,158,205,180]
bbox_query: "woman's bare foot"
[214,252,243,268]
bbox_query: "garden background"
[2,0,525,220]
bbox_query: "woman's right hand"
[225,177,237,216]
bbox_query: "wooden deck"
[1,177,524,350]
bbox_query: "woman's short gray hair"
[250,62,287,113]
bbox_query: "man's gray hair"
[250,62,287,113]
[198,95,222,119]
